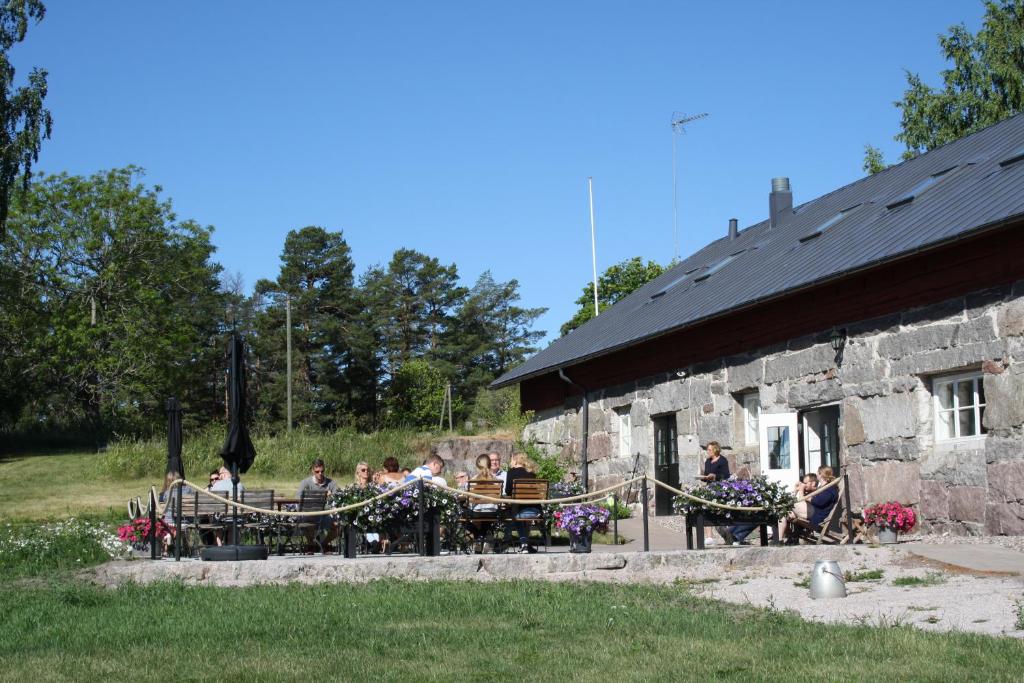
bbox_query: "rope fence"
[142,470,843,521]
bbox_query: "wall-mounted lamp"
[830,328,847,366]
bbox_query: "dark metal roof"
[493,114,1024,389]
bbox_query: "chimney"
[728,218,738,241]
[769,177,792,229]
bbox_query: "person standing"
[699,442,730,482]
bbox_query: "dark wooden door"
[653,414,679,515]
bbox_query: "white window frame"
[932,371,986,442]
[742,393,760,446]
[616,407,632,457]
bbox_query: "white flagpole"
[588,177,599,316]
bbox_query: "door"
[759,412,799,487]
[653,414,679,515]
[801,406,840,475]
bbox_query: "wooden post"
[843,473,854,545]
[417,478,425,556]
[149,489,158,560]
[174,481,182,561]
[612,493,619,546]
[641,477,650,552]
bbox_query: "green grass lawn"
[0,450,300,522]
[0,580,1021,682]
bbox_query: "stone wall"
[523,280,1024,535]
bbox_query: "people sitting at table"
[777,473,818,544]
[379,457,405,487]
[353,461,371,487]
[211,466,245,496]
[488,451,507,482]
[454,471,469,490]
[296,458,338,549]
[404,455,446,487]
[207,469,220,490]
[504,452,541,554]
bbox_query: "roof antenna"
[671,112,709,263]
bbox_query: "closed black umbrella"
[220,334,256,476]
[202,333,267,561]
[165,397,184,479]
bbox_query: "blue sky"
[18,2,981,345]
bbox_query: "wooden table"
[685,512,779,550]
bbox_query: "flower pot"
[877,527,898,544]
[569,531,593,553]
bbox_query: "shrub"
[98,425,433,481]
[673,476,796,521]
[0,519,129,580]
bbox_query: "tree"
[862,144,888,175]
[383,359,462,429]
[252,226,358,429]
[1,167,224,436]
[561,257,664,336]
[0,0,51,235]
[443,271,546,404]
[373,248,466,376]
[869,0,1024,166]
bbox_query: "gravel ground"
[688,546,1024,639]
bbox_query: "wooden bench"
[508,478,550,551]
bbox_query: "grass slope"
[0,581,1021,682]
[0,451,294,521]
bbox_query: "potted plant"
[553,503,611,553]
[862,501,916,544]
[117,517,171,552]
[671,476,796,523]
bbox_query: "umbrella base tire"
[200,545,269,562]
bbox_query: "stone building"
[492,115,1024,535]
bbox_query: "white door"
[803,412,823,475]
[759,412,799,487]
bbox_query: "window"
[933,372,986,441]
[616,407,632,456]
[742,393,760,446]
[886,166,958,210]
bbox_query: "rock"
[920,479,949,521]
[787,379,844,407]
[985,502,1024,535]
[697,415,732,448]
[890,340,1006,376]
[585,432,612,462]
[947,486,986,523]
[982,370,1024,432]
[987,461,1024,502]
[837,344,888,385]
[763,345,834,384]
[877,324,958,360]
[902,298,964,326]
[997,299,1024,337]
[965,285,1010,318]
[982,360,1005,375]
[920,447,987,486]
[843,399,866,446]
[859,393,917,441]
[848,438,920,463]
[954,315,997,345]
[845,313,901,337]
[727,357,764,390]
[985,435,1024,463]
[860,461,920,505]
